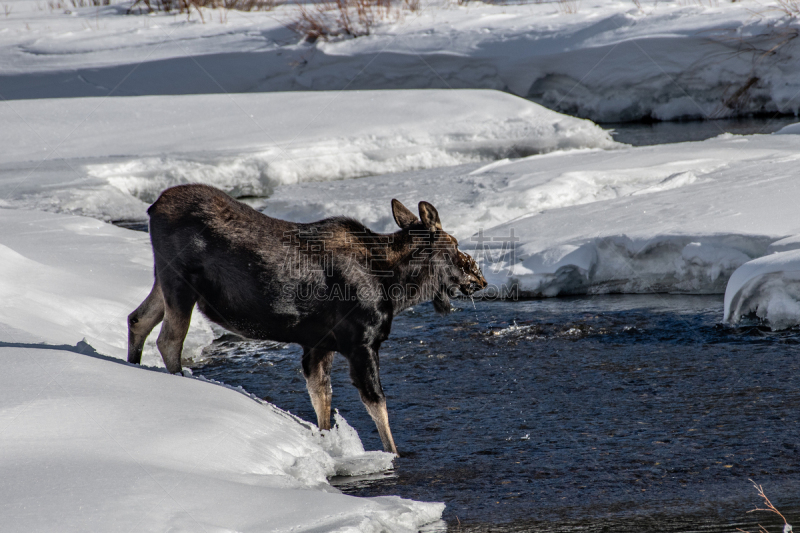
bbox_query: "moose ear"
[391,199,419,229]
[418,201,442,230]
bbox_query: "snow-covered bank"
[1,0,798,122]
[724,247,800,330]
[0,208,213,363]
[0,346,442,532]
[0,90,616,221]
[263,132,800,316]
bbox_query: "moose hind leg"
[156,286,196,374]
[346,347,398,454]
[128,281,165,365]
[302,347,335,430]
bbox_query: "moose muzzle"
[457,250,488,296]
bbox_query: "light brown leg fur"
[363,399,398,455]
[302,348,335,430]
[156,303,192,374]
[127,281,165,365]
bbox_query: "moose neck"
[381,229,442,315]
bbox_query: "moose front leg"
[346,346,398,455]
[302,347,335,430]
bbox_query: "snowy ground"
[0,207,213,362]
[0,346,442,532]
[0,90,615,221]
[2,0,800,122]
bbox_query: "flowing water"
[602,115,798,146]
[191,295,800,532]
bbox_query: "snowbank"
[0,207,213,364]
[263,132,800,305]
[775,122,800,135]
[0,90,616,221]
[0,346,442,532]
[724,247,800,330]
[1,0,798,122]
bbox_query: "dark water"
[603,116,798,146]
[191,295,800,532]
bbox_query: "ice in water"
[319,411,396,477]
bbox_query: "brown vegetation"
[292,0,396,40]
[127,0,277,16]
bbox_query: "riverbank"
[0,345,442,532]
[2,0,799,122]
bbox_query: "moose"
[127,184,487,454]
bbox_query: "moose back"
[128,184,486,453]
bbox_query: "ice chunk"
[319,411,397,477]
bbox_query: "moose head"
[391,199,487,315]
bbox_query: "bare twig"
[747,479,790,526]
[737,480,793,533]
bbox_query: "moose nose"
[469,280,486,292]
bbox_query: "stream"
[191,295,800,532]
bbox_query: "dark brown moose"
[127,184,487,454]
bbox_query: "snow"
[2,0,799,122]
[322,411,397,476]
[0,207,214,363]
[724,248,800,330]
[262,132,800,309]
[776,122,800,135]
[0,90,616,221]
[263,147,725,240]
[0,346,442,532]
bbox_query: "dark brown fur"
[127,184,487,453]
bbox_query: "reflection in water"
[191,295,800,531]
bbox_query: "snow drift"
[0,346,441,532]
[0,90,617,221]
[0,207,213,363]
[724,245,800,330]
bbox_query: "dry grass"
[557,0,579,13]
[127,0,278,16]
[773,0,800,17]
[292,0,399,40]
[48,0,109,9]
[703,16,799,117]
